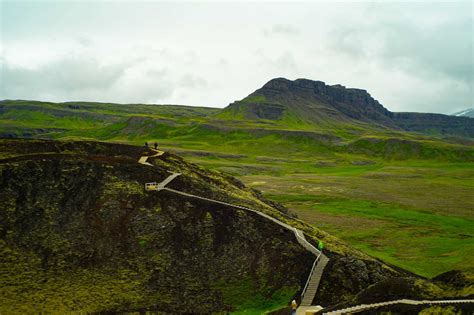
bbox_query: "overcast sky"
[1,1,472,114]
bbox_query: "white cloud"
[264,24,300,37]
[0,1,472,113]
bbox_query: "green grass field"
[1,100,473,278]
[193,156,474,278]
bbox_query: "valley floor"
[178,149,474,278]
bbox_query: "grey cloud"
[0,57,175,103]
[77,37,94,47]
[1,57,125,99]
[146,69,167,78]
[329,13,473,85]
[382,19,472,84]
[253,48,298,72]
[264,24,299,37]
[112,72,174,104]
[323,5,473,113]
[1,2,471,112]
[275,52,298,72]
[178,74,207,89]
[217,58,228,66]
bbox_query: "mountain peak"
[261,77,369,97]
[452,108,474,118]
[222,77,394,126]
[219,78,474,137]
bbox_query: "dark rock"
[0,139,314,313]
[354,277,424,304]
[350,160,376,166]
[314,253,401,306]
[393,112,474,138]
[432,270,473,288]
[315,161,337,167]
[222,78,474,138]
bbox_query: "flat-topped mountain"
[222,77,394,126]
[220,78,474,138]
[1,78,473,140]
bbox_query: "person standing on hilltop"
[154,142,158,150]
[291,299,297,314]
[145,142,149,148]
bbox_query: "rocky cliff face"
[0,139,315,313]
[222,78,474,138]
[393,112,474,138]
[260,78,394,124]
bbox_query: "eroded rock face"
[314,254,400,306]
[240,77,395,126]
[393,112,474,138]
[223,77,474,138]
[0,144,314,313]
[432,270,474,289]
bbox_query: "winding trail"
[324,299,474,314]
[138,149,474,315]
[138,149,328,309]
[138,148,164,166]
[138,149,474,313]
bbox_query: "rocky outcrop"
[223,77,396,128]
[432,270,474,289]
[393,112,474,138]
[346,137,474,161]
[222,77,474,138]
[261,78,394,124]
[314,254,402,306]
[0,139,314,313]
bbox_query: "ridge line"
[140,150,328,309]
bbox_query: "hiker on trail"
[154,142,158,150]
[318,240,325,252]
[145,142,149,148]
[291,299,297,314]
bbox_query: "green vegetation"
[1,99,473,280]
[1,243,147,313]
[269,195,473,277]
[1,139,320,314]
[244,160,474,278]
[241,94,267,103]
[217,278,295,314]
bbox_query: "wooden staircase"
[140,149,329,309]
[301,254,329,306]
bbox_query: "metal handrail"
[142,152,326,305]
[324,299,474,314]
[301,251,322,300]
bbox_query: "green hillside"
[1,85,473,279]
[2,139,472,313]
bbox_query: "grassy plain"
[1,100,473,279]
[188,155,474,278]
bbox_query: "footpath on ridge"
[138,149,328,309]
[323,299,474,314]
[138,149,474,314]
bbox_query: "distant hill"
[220,78,474,138]
[1,78,473,163]
[219,78,396,130]
[453,108,474,118]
